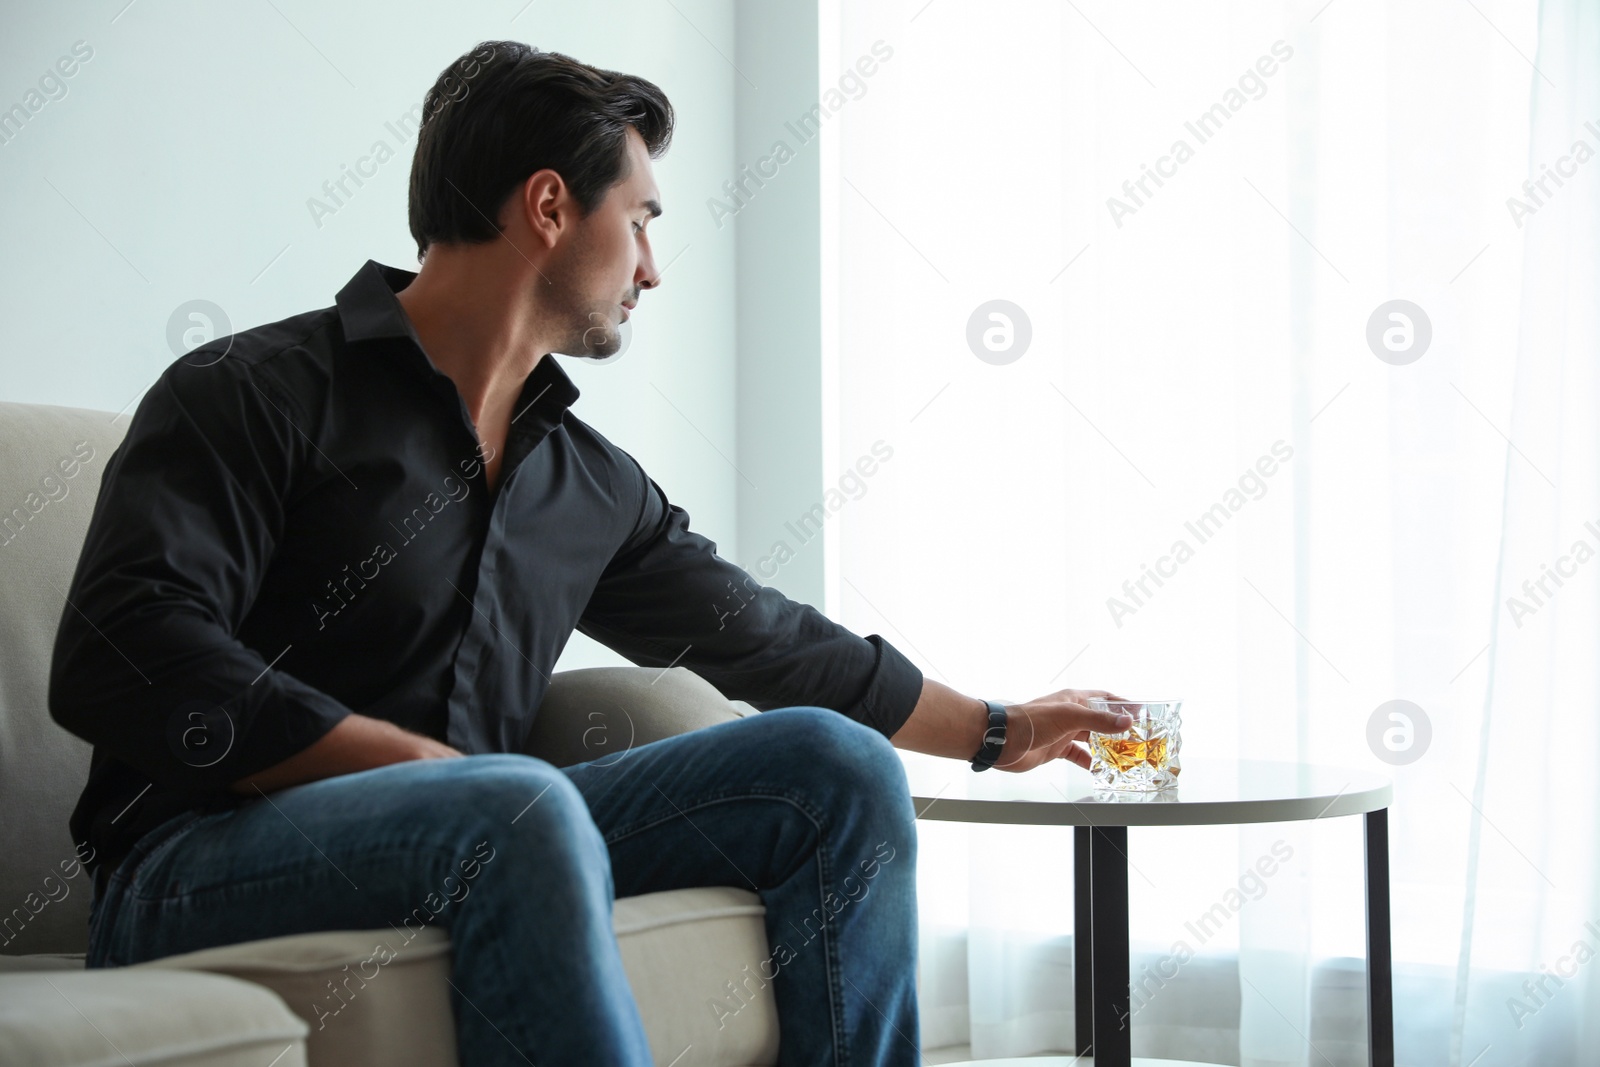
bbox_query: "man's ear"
[512,168,569,251]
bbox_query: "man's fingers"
[1038,701,1133,739]
[1092,708,1135,733]
[1063,740,1091,769]
[1049,701,1133,731]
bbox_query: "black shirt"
[50,259,923,882]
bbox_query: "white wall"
[731,1,827,607]
[0,0,750,671]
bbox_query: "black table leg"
[1090,825,1132,1067]
[1365,808,1395,1067]
[1074,826,1094,1057]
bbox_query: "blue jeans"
[86,707,920,1065]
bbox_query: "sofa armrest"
[524,667,746,768]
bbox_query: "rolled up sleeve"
[576,460,924,738]
[49,356,353,792]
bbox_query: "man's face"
[548,126,661,359]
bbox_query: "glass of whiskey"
[1087,699,1182,791]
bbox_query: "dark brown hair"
[407,41,674,260]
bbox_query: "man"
[50,41,1132,1065]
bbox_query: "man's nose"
[637,249,661,291]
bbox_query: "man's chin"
[559,332,621,359]
[567,318,631,363]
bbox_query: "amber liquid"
[1089,702,1182,791]
[1093,733,1170,773]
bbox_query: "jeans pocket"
[121,809,226,903]
[89,809,230,968]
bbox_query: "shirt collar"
[335,258,581,415]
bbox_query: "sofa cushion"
[112,886,777,1067]
[133,927,456,1067]
[0,967,308,1067]
[614,886,778,1067]
[0,402,130,956]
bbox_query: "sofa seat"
[0,966,310,1067]
[0,885,777,1067]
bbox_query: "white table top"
[903,755,1390,827]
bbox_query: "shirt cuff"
[225,681,354,786]
[848,635,925,738]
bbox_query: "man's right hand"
[229,713,463,796]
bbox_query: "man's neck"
[395,248,553,428]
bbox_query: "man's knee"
[363,756,612,941]
[429,754,604,865]
[757,708,912,810]
[761,706,901,765]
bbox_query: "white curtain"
[819,1,1598,1063]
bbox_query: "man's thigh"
[89,753,579,967]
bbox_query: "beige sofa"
[0,400,780,1066]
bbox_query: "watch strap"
[970,700,1008,772]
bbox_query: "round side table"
[903,756,1394,1067]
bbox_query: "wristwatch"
[969,700,1008,772]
